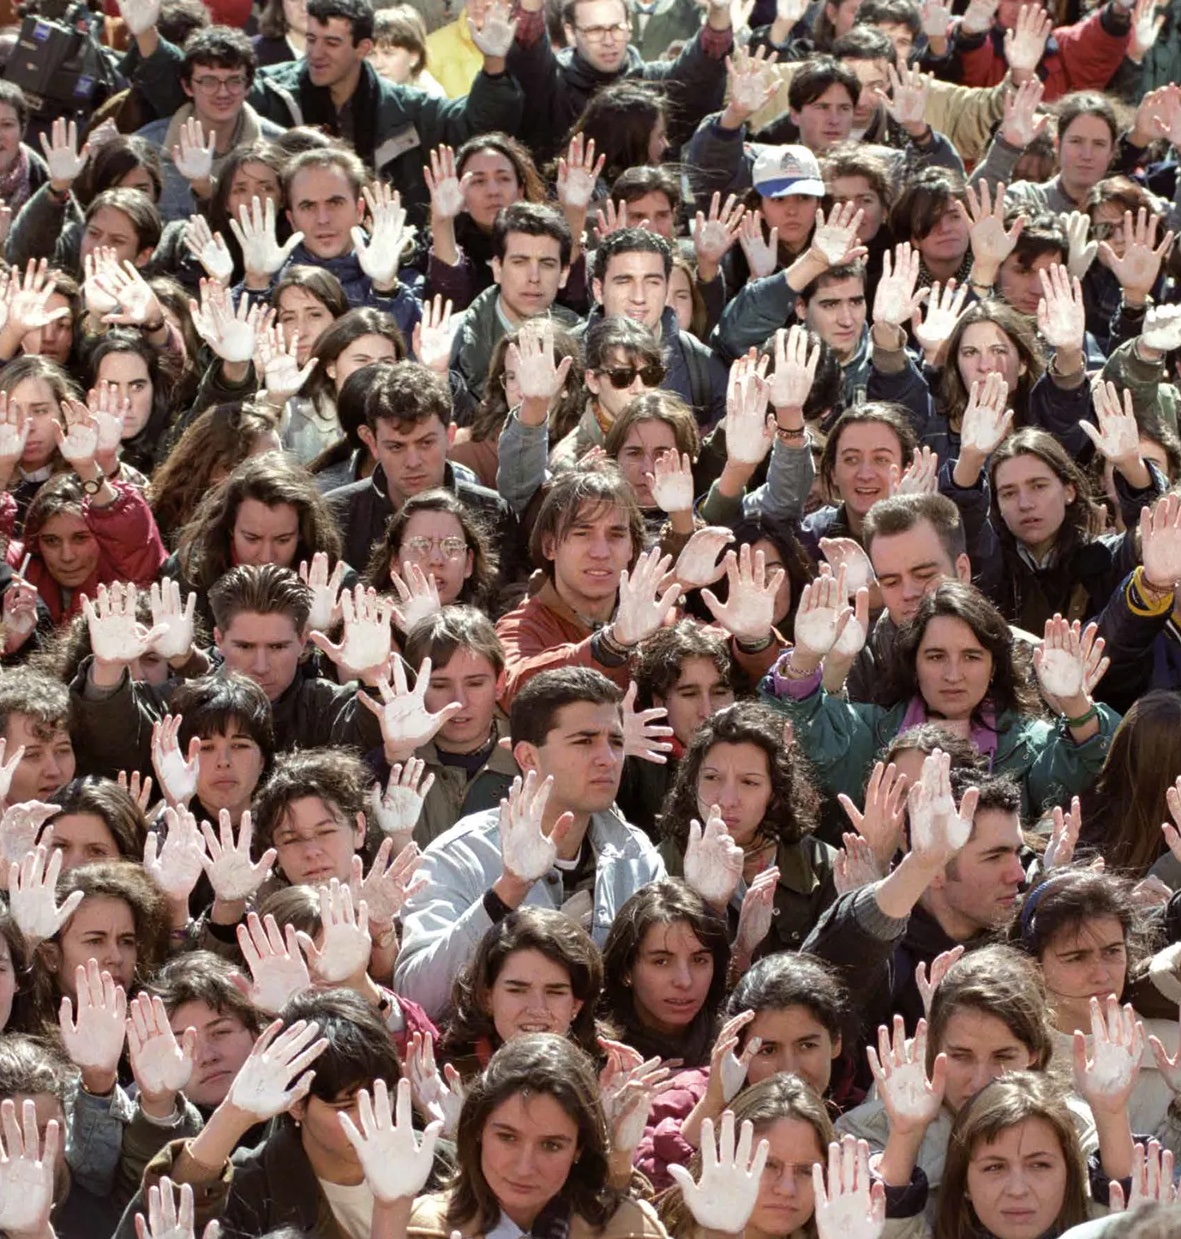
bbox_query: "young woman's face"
[48,813,121,871]
[938,1008,1039,1113]
[627,920,714,1035]
[24,293,74,366]
[271,797,365,886]
[0,935,16,1030]
[829,174,884,242]
[293,1088,368,1175]
[169,998,257,1108]
[830,422,903,518]
[760,194,819,250]
[277,287,335,365]
[667,266,695,333]
[396,509,473,604]
[746,1004,841,1095]
[119,164,159,199]
[614,419,678,508]
[195,725,266,817]
[749,1118,825,1238]
[0,102,21,174]
[37,512,100,590]
[965,1117,1069,1239]
[53,896,137,995]
[461,149,523,230]
[480,1091,581,1229]
[695,740,773,849]
[9,377,61,471]
[328,333,399,393]
[1038,915,1128,1032]
[369,43,419,83]
[283,0,308,34]
[231,499,301,568]
[956,321,1026,399]
[227,160,283,219]
[1058,114,1114,197]
[96,352,153,440]
[913,615,994,721]
[485,947,584,1042]
[993,454,1075,560]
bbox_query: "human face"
[80,205,146,266]
[798,275,866,363]
[790,84,856,155]
[10,377,61,471]
[749,1119,825,1237]
[870,519,967,626]
[0,936,15,1031]
[3,717,75,802]
[654,657,735,747]
[628,920,714,1034]
[486,948,584,1041]
[956,321,1026,398]
[397,509,473,603]
[214,611,304,702]
[747,1006,842,1095]
[226,160,282,220]
[481,1092,582,1230]
[492,233,567,323]
[271,796,366,886]
[53,896,137,995]
[1058,114,1113,200]
[542,501,634,611]
[696,740,772,848]
[231,499,301,568]
[327,333,399,393]
[593,251,668,331]
[184,63,250,126]
[621,191,675,240]
[460,149,522,230]
[170,999,257,1108]
[1038,915,1128,1033]
[24,293,73,365]
[287,166,363,261]
[47,813,121,871]
[965,1118,1069,1239]
[424,648,499,753]
[997,251,1060,316]
[874,21,914,60]
[283,0,308,33]
[524,700,625,814]
[830,174,884,241]
[565,0,631,73]
[914,615,993,720]
[826,0,863,35]
[829,421,901,516]
[585,349,663,423]
[195,725,266,817]
[994,454,1074,559]
[752,538,793,626]
[369,43,418,83]
[649,117,670,164]
[294,1088,371,1182]
[119,165,158,198]
[364,414,451,503]
[0,102,22,174]
[305,15,372,91]
[277,287,335,365]
[37,512,100,590]
[918,206,970,267]
[614,419,678,507]
[939,1009,1038,1113]
[937,808,1025,935]
[96,351,153,440]
[842,59,889,132]
[667,266,694,331]
[761,194,820,251]
[1091,201,1133,265]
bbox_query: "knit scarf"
[297,60,379,169]
[0,145,32,215]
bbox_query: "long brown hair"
[989,428,1095,557]
[942,300,1045,429]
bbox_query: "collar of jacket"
[368,460,462,504]
[773,835,828,895]
[530,577,610,637]
[287,240,366,287]
[417,710,519,774]
[558,43,645,90]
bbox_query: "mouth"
[516,1022,553,1033]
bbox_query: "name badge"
[375,125,422,169]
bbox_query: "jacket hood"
[555,43,644,91]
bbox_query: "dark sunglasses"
[598,363,665,389]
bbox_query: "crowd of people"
[0,0,1180,1235]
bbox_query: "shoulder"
[590,1197,669,1239]
[423,808,500,857]
[407,1192,455,1238]
[455,475,510,517]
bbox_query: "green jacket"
[1099,337,1180,444]
[760,683,1118,816]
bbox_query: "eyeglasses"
[191,72,249,94]
[401,536,469,561]
[574,20,629,39]
[597,362,665,389]
[1090,222,1123,241]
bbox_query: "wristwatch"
[80,469,106,496]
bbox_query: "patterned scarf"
[0,144,32,215]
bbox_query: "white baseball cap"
[751,144,826,199]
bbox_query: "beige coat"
[408,1193,670,1239]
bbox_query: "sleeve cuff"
[852,884,910,941]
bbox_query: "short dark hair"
[85,188,163,253]
[48,778,147,860]
[610,165,683,215]
[150,950,263,1033]
[584,315,662,373]
[560,0,628,25]
[282,146,367,198]
[209,563,313,635]
[0,670,72,740]
[889,168,966,242]
[528,467,645,577]
[403,605,506,678]
[169,674,275,768]
[252,747,370,853]
[491,201,573,268]
[509,668,623,749]
[181,25,257,83]
[593,226,673,284]
[633,619,732,708]
[831,24,897,64]
[855,0,921,37]
[306,0,375,42]
[282,989,400,1101]
[0,81,29,131]
[862,492,967,564]
[1006,212,1068,271]
[788,56,860,111]
[347,360,452,432]
[796,260,867,305]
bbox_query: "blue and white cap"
[751,144,826,199]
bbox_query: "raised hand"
[59,959,127,1074]
[1141,493,1181,591]
[183,214,234,285]
[171,116,216,184]
[1083,380,1142,475]
[916,945,965,1017]
[200,809,277,902]
[296,879,370,983]
[352,184,409,290]
[684,806,744,906]
[411,294,457,375]
[498,770,573,883]
[965,181,1024,268]
[1000,77,1048,150]
[1034,615,1108,707]
[405,1031,465,1137]
[1044,796,1081,870]
[1129,0,1166,58]
[310,584,393,682]
[809,200,867,268]
[959,372,1014,458]
[556,134,603,211]
[227,1018,327,1120]
[424,145,467,220]
[738,210,779,279]
[725,366,775,465]
[769,324,820,411]
[0,799,53,870]
[603,686,669,771]
[667,1111,770,1232]
[674,526,735,590]
[143,807,205,904]
[612,547,681,647]
[891,445,939,496]
[506,320,573,404]
[389,561,442,634]
[151,716,201,808]
[793,564,852,664]
[361,656,464,758]
[351,837,426,927]
[83,582,165,668]
[920,0,952,38]
[1003,4,1052,73]
[192,287,268,364]
[1064,211,1098,281]
[873,243,927,329]
[230,196,303,279]
[116,0,161,33]
[134,1177,221,1239]
[95,260,162,328]
[912,280,968,359]
[735,866,779,958]
[255,322,317,403]
[701,545,786,643]
[908,748,978,868]
[8,843,84,942]
[833,832,881,893]
[0,394,30,472]
[1037,263,1086,352]
[53,396,102,468]
[877,62,933,134]
[868,1015,946,1132]
[1108,1139,1178,1212]
[339,1078,442,1203]
[594,198,637,242]
[724,45,779,121]
[39,117,88,192]
[819,536,874,595]
[959,0,998,33]
[812,1136,887,1239]
[127,992,196,1103]
[1072,995,1144,1113]
[1098,208,1174,299]
[82,248,121,317]
[692,192,745,271]
[838,761,908,870]
[645,450,695,515]
[298,553,345,635]
[236,912,311,1014]
[0,1098,59,1238]
[1141,303,1181,354]
[0,738,27,809]
[467,0,517,55]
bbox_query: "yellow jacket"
[426,13,485,98]
[408,1193,671,1239]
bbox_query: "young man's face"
[287,165,364,261]
[169,999,258,1108]
[214,612,305,703]
[653,656,735,747]
[930,808,1025,937]
[491,232,568,324]
[564,0,631,74]
[182,62,250,127]
[871,21,914,61]
[790,83,856,154]
[360,414,454,504]
[841,57,889,132]
[3,715,76,803]
[424,648,500,754]
[868,517,971,627]
[997,250,1061,316]
[516,700,626,815]
[621,192,676,240]
[796,274,866,363]
[593,251,668,332]
[305,15,372,90]
[80,205,150,267]
[270,796,366,886]
[542,501,635,608]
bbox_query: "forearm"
[878,1125,927,1187]
[176,1104,253,1182]
[873,852,941,920]
[370,1197,414,1239]
[1092,1105,1135,1181]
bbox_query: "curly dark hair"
[250,747,373,858]
[659,701,821,853]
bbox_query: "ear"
[181,79,194,100]
[955,553,972,585]
[491,256,503,286]
[513,740,541,774]
[326,362,337,382]
[563,21,577,43]
[462,548,474,581]
[213,626,224,649]
[591,277,604,306]
[794,297,807,322]
[356,37,374,58]
[570,997,585,1020]
[830,1033,842,1059]
[289,1097,308,1123]
[38,940,62,978]
[558,264,570,291]
[1064,483,1077,506]
[447,424,457,448]
[584,368,601,397]
[358,424,377,455]
[353,810,367,850]
[788,108,801,126]
[540,531,556,562]
[134,247,154,269]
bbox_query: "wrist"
[81,1067,117,1096]
[139,1090,180,1120]
[788,647,822,675]
[493,871,532,908]
[1122,287,1150,306]
[718,105,751,131]
[970,261,1000,287]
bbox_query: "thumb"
[548,811,576,845]
[280,232,305,262]
[309,630,344,661]
[349,225,368,255]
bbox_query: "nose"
[214,744,232,769]
[587,531,611,559]
[1018,487,1036,511]
[252,647,270,675]
[969,1063,993,1095]
[427,542,447,565]
[671,959,693,988]
[1003,854,1025,884]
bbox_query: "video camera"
[3,0,116,120]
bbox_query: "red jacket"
[3,482,167,625]
[959,5,1129,100]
